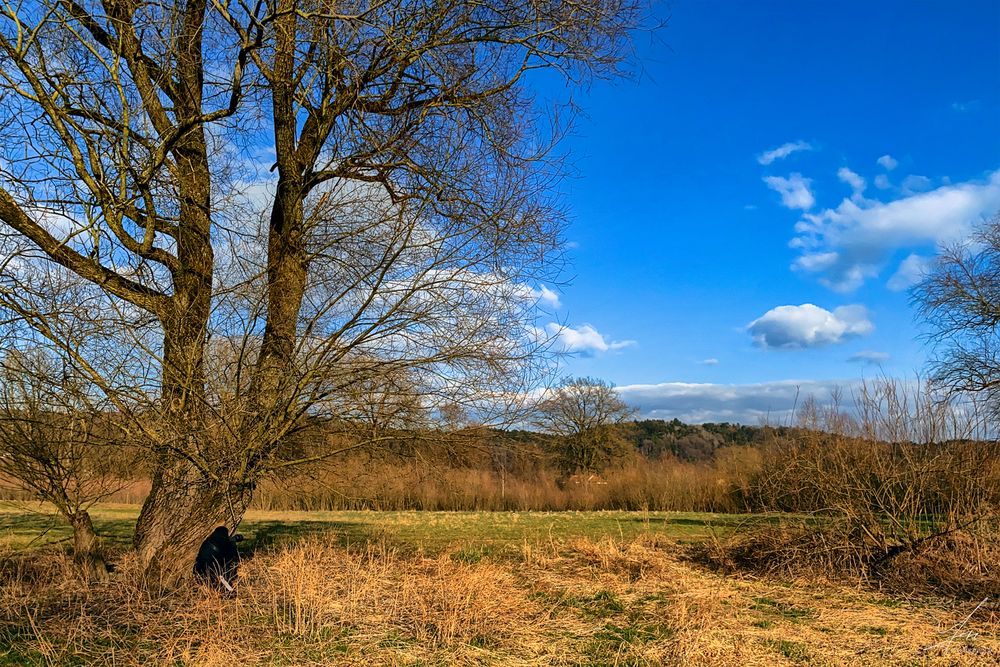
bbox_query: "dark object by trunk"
[194,526,242,592]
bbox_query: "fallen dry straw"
[4,532,1000,665]
[240,536,541,647]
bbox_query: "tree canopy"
[0,0,643,581]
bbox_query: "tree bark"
[132,84,226,582]
[254,179,308,403]
[252,1,310,408]
[68,511,109,582]
[133,467,251,587]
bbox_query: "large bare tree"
[0,0,641,582]
[915,213,1000,409]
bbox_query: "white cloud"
[901,174,933,194]
[758,141,813,166]
[544,323,636,355]
[791,169,1000,292]
[698,358,719,366]
[793,251,839,272]
[616,379,856,425]
[537,285,561,309]
[764,173,815,210]
[874,174,891,189]
[837,167,866,198]
[747,303,874,349]
[877,155,898,171]
[847,350,890,364]
[516,284,561,309]
[887,253,934,291]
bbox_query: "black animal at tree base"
[194,526,243,592]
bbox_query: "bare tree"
[534,376,636,476]
[0,0,642,581]
[914,213,1000,410]
[0,347,134,580]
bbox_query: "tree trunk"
[133,118,224,583]
[133,319,241,585]
[133,463,251,587]
[254,179,308,401]
[68,511,109,582]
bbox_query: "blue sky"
[534,0,1000,423]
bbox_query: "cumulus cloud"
[516,284,561,309]
[543,323,636,355]
[877,155,899,171]
[848,350,890,364]
[901,174,933,194]
[887,253,934,291]
[874,174,891,190]
[616,379,856,424]
[747,303,874,349]
[764,173,815,210]
[758,141,814,165]
[791,169,1000,291]
[837,167,866,198]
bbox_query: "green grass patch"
[761,638,811,663]
[750,597,815,622]
[0,502,767,554]
[530,588,629,619]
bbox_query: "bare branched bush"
[711,379,1000,594]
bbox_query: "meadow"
[3,502,999,666]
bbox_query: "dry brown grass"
[249,456,751,513]
[3,532,1000,665]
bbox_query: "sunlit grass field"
[2,502,998,665]
[0,501,770,553]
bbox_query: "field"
[2,503,1000,666]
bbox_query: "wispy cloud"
[698,358,720,366]
[952,100,980,113]
[848,350,890,364]
[747,303,874,349]
[901,174,933,194]
[764,173,815,210]
[758,141,813,165]
[517,284,561,309]
[887,253,934,291]
[837,167,866,198]
[791,168,1000,291]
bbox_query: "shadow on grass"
[622,514,821,530]
[237,519,385,555]
[2,508,387,557]
[1,511,136,550]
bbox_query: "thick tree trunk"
[254,180,308,399]
[134,114,225,583]
[133,318,231,584]
[253,1,311,404]
[134,463,251,587]
[68,511,109,582]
